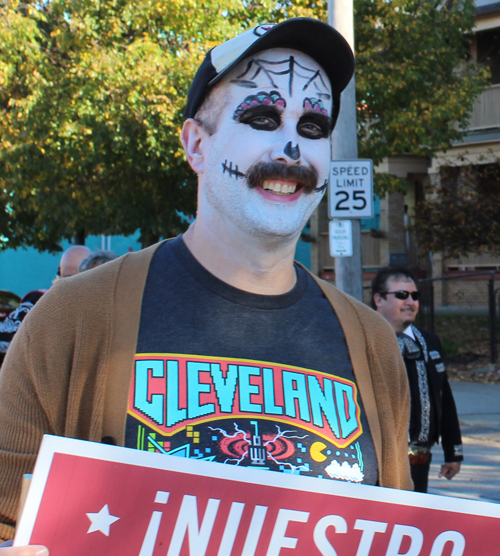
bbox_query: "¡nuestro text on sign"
[15,435,500,556]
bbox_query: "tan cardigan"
[0,242,412,541]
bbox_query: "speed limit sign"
[328,160,373,219]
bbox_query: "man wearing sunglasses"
[372,266,463,493]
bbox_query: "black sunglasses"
[381,290,420,301]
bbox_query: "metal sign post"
[329,0,363,300]
[327,160,373,296]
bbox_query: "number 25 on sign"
[328,160,373,219]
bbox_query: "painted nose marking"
[284,141,300,160]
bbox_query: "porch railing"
[464,84,500,131]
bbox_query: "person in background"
[1,245,91,368]
[0,290,46,368]
[78,250,118,273]
[372,266,463,493]
[52,245,91,285]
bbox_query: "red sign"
[15,435,500,556]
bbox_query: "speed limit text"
[332,165,369,188]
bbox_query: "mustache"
[246,162,320,193]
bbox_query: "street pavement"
[428,380,500,503]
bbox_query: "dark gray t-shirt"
[125,236,378,485]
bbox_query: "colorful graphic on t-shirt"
[127,353,369,483]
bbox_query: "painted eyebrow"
[303,97,329,116]
[302,97,333,131]
[233,90,286,122]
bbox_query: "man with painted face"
[0,19,412,549]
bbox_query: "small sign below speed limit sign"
[328,159,373,219]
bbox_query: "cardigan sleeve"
[0,246,155,542]
[370,320,413,489]
[353,303,413,490]
[0,290,68,541]
[0,262,120,542]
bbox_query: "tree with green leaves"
[0,0,273,251]
[415,162,500,257]
[354,0,489,195]
[267,0,489,194]
[0,0,489,251]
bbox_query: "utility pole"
[329,0,363,301]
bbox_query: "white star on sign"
[86,504,120,536]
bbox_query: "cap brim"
[209,18,354,97]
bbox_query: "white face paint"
[199,48,332,240]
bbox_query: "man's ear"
[373,293,383,309]
[181,118,208,174]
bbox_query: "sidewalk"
[428,381,500,502]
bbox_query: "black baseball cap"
[184,18,355,129]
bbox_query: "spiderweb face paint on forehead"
[230,55,332,101]
[233,90,286,122]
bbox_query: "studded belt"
[408,444,431,466]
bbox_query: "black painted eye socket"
[298,121,325,139]
[297,116,331,140]
[239,107,281,131]
[247,114,280,131]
